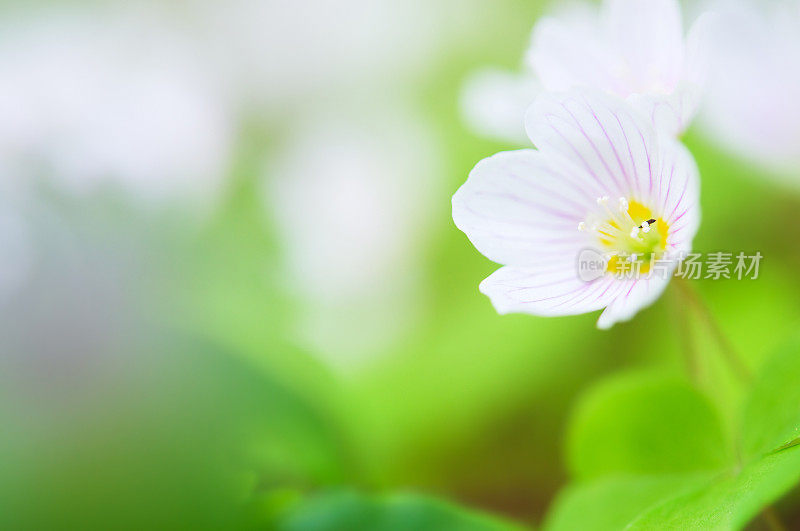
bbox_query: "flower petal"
[698,2,800,176]
[628,11,717,135]
[603,0,684,94]
[526,90,660,203]
[452,149,595,266]
[684,11,717,92]
[460,68,539,144]
[596,275,672,329]
[528,14,624,94]
[654,137,700,254]
[627,91,692,137]
[480,265,626,317]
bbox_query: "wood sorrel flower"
[461,0,712,143]
[452,90,700,329]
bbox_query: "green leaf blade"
[567,372,732,481]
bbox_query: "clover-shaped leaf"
[567,372,731,480]
[741,334,800,459]
[546,338,800,530]
[544,474,714,531]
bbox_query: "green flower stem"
[670,283,700,383]
[673,277,753,385]
[673,279,788,530]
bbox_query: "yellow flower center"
[579,197,670,276]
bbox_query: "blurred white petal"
[699,0,800,182]
[528,14,621,94]
[487,0,710,137]
[604,0,685,94]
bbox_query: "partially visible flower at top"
[453,90,700,329]
[461,0,713,143]
[0,7,233,208]
[699,0,800,184]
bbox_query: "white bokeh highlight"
[0,7,233,206]
[265,111,442,369]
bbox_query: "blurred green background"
[2,0,800,529]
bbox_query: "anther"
[577,222,586,232]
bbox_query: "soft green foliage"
[741,334,800,459]
[0,334,349,530]
[544,474,715,531]
[545,338,800,530]
[567,372,731,479]
[275,491,524,531]
[626,446,800,529]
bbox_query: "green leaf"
[567,372,732,480]
[741,334,800,459]
[276,490,525,531]
[546,340,800,530]
[544,445,800,530]
[543,473,714,531]
[628,445,800,529]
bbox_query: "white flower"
[452,90,700,329]
[0,8,233,207]
[461,0,712,142]
[699,0,800,182]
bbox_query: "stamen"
[587,198,668,275]
[597,221,623,233]
[577,221,586,232]
[596,195,624,228]
[641,218,657,234]
[621,206,636,224]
